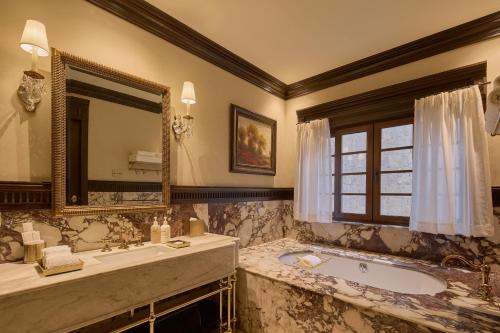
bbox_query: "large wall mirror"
[51,48,170,216]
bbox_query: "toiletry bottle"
[151,217,161,244]
[161,216,171,243]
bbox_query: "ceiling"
[146,0,500,84]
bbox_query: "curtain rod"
[296,81,492,125]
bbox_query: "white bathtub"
[279,250,447,295]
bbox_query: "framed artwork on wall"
[230,104,277,176]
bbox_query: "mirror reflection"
[65,65,163,206]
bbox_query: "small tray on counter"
[165,240,191,249]
[37,259,84,277]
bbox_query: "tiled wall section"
[0,200,293,263]
[288,207,500,271]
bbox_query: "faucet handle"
[135,231,144,247]
[101,237,112,252]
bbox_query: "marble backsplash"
[288,207,500,271]
[1,199,497,268]
[0,200,293,263]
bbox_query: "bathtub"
[237,239,500,333]
[279,250,447,295]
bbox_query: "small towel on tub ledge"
[297,254,322,268]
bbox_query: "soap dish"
[37,259,84,276]
[165,240,190,248]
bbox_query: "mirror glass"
[64,65,163,207]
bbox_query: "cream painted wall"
[286,38,500,186]
[0,0,292,187]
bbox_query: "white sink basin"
[95,246,172,265]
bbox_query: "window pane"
[330,137,335,155]
[332,194,335,213]
[381,124,413,149]
[381,149,412,171]
[341,175,366,193]
[341,153,366,173]
[341,195,366,214]
[381,172,412,193]
[380,195,411,216]
[331,176,335,193]
[342,132,367,153]
[331,156,335,174]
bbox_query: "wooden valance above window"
[296,62,487,130]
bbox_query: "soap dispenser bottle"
[161,216,171,243]
[150,217,161,244]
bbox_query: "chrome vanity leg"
[219,278,224,331]
[148,303,156,333]
[226,277,232,333]
[232,273,237,326]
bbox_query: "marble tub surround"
[0,200,291,263]
[238,271,443,333]
[237,239,500,333]
[0,234,239,333]
[208,200,293,248]
[289,210,500,272]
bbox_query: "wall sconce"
[172,81,196,141]
[17,19,49,112]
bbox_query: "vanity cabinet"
[0,235,238,333]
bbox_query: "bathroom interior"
[1,1,500,332]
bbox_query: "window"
[332,118,413,225]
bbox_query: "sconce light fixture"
[172,81,197,141]
[17,19,49,112]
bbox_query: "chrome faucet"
[441,254,492,300]
[118,226,134,249]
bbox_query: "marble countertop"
[238,239,500,333]
[0,233,239,300]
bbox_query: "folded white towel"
[42,245,71,257]
[43,254,80,269]
[21,232,35,244]
[297,254,322,268]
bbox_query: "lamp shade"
[181,81,196,104]
[19,20,49,56]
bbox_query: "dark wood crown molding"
[171,186,293,203]
[85,1,499,100]
[297,62,487,128]
[66,79,162,113]
[86,0,287,99]
[0,182,293,210]
[0,182,51,210]
[286,11,500,99]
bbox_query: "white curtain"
[294,119,332,223]
[410,85,494,237]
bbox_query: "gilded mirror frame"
[51,48,170,216]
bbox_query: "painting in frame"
[230,104,276,175]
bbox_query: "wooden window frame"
[373,118,413,226]
[332,118,413,226]
[333,124,373,223]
